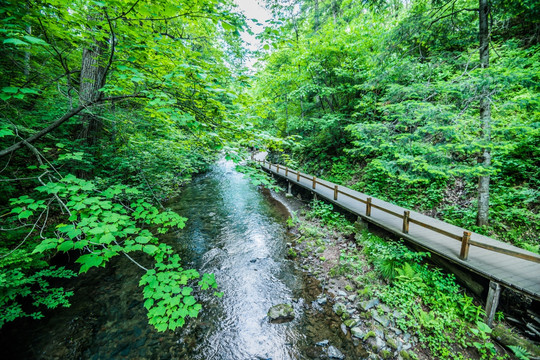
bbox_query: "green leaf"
[183,296,196,306]
[100,233,115,244]
[221,21,236,31]
[57,240,74,252]
[19,88,40,94]
[2,87,19,94]
[181,287,193,296]
[18,210,32,219]
[143,244,159,255]
[0,127,14,137]
[3,38,29,46]
[33,238,58,253]
[76,254,104,273]
[144,298,154,310]
[22,35,48,46]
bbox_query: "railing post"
[277,164,280,173]
[402,211,410,233]
[269,163,271,170]
[460,231,471,260]
[334,185,338,200]
[297,171,300,182]
[312,176,316,189]
[366,197,372,216]
[484,281,501,328]
[285,167,288,176]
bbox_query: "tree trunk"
[476,0,491,226]
[24,26,31,80]
[313,0,320,31]
[79,40,106,146]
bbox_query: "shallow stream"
[2,160,364,359]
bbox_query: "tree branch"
[100,9,116,96]
[429,8,479,29]
[0,94,146,158]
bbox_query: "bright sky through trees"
[233,0,271,67]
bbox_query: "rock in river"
[327,345,345,359]
[267,304,294,323]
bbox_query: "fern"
[508,345,530,360]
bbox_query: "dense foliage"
[302,200,507,359]
[251,0,539,251]
[0,0,250,330]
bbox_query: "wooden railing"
[256,159,540,264]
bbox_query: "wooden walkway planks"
[256,159,540,300]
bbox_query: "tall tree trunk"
[79,40,106,146]
[24,26,31,80]
[476,0,491,226]
[313,0,320,31]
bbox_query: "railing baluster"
[297,171,300,182]
[366,197,372,216]
[285,167,288,176]
[403,210,410,233]
[334,185,338,200]
[460,231,471,260]
[312,176,316,189]
[277,164,280,173]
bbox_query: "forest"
[0,0,538,358]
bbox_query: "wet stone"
[267,304,294,322]
[333,303,347,317]
[316,339,329,346]
[375,336,386,351]
[311,301,324,312]
[374,328,384,339]
[360,298,379,311]
[343,318,358,328]
[351,327,365,339]
[372,311,390,327]
[327,345,345,359]
[339,323,348,336]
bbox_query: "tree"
[0,0,247,331]
[476,0,491,226]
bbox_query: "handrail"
[255,159,540,264]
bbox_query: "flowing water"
[2,160,364,359]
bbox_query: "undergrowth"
[302,200,510,360]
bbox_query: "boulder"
[267,304,294,323]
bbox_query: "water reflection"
[1,159,364,360]
[171,160,304,359]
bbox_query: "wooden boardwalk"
[255,157,540,301]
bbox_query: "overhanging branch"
[0,94,145,158]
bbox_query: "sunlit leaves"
[7,173,219,332]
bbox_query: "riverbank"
[271,191,540,360]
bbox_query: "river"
[1,160,363,359]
